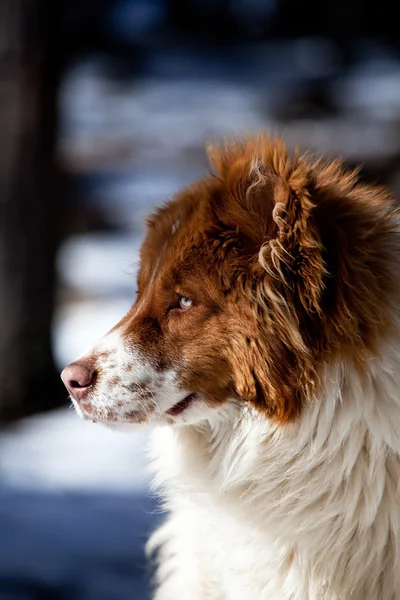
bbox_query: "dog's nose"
[61,362,95,402]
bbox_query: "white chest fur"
[148,355,400,600]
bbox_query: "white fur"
[147,340,400,599]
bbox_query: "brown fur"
[114,133,400,423]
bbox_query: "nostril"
[61,362,96,399]
[69,377,91,390]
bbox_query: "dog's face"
[61,178,258,426]
[61,136,397,427]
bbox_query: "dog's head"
[61,135,399,427]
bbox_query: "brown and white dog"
[62,134,400,600]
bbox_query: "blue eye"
[179,296,193,310]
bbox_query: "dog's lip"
[78,403,144,424]
[166,393,199,416]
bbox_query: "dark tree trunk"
[0,0,66,422]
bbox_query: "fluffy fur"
[62,134,400,599]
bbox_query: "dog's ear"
[208,136,326,317]
[207,137,324,421]
[209,135,399,422]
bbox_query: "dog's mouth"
[78,392,200,422]
[166,393,198,416]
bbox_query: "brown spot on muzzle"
[125,382,155,402]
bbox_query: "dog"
[61,134,400,599]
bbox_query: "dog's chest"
[191,492,292,599]
[150,425,288,596]
[149,409,400,600]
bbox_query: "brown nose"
[61,362,95,403]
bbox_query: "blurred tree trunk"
[0,0,66,422]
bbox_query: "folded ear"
[209,135,399,421]
[208,135,326,317]
[208,136,324,421]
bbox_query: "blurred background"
[0,0,400,598]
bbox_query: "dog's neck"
[149,343,400,598]
[152,343,400,485]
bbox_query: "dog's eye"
[179,296,193,310]
[168,294,194,312]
